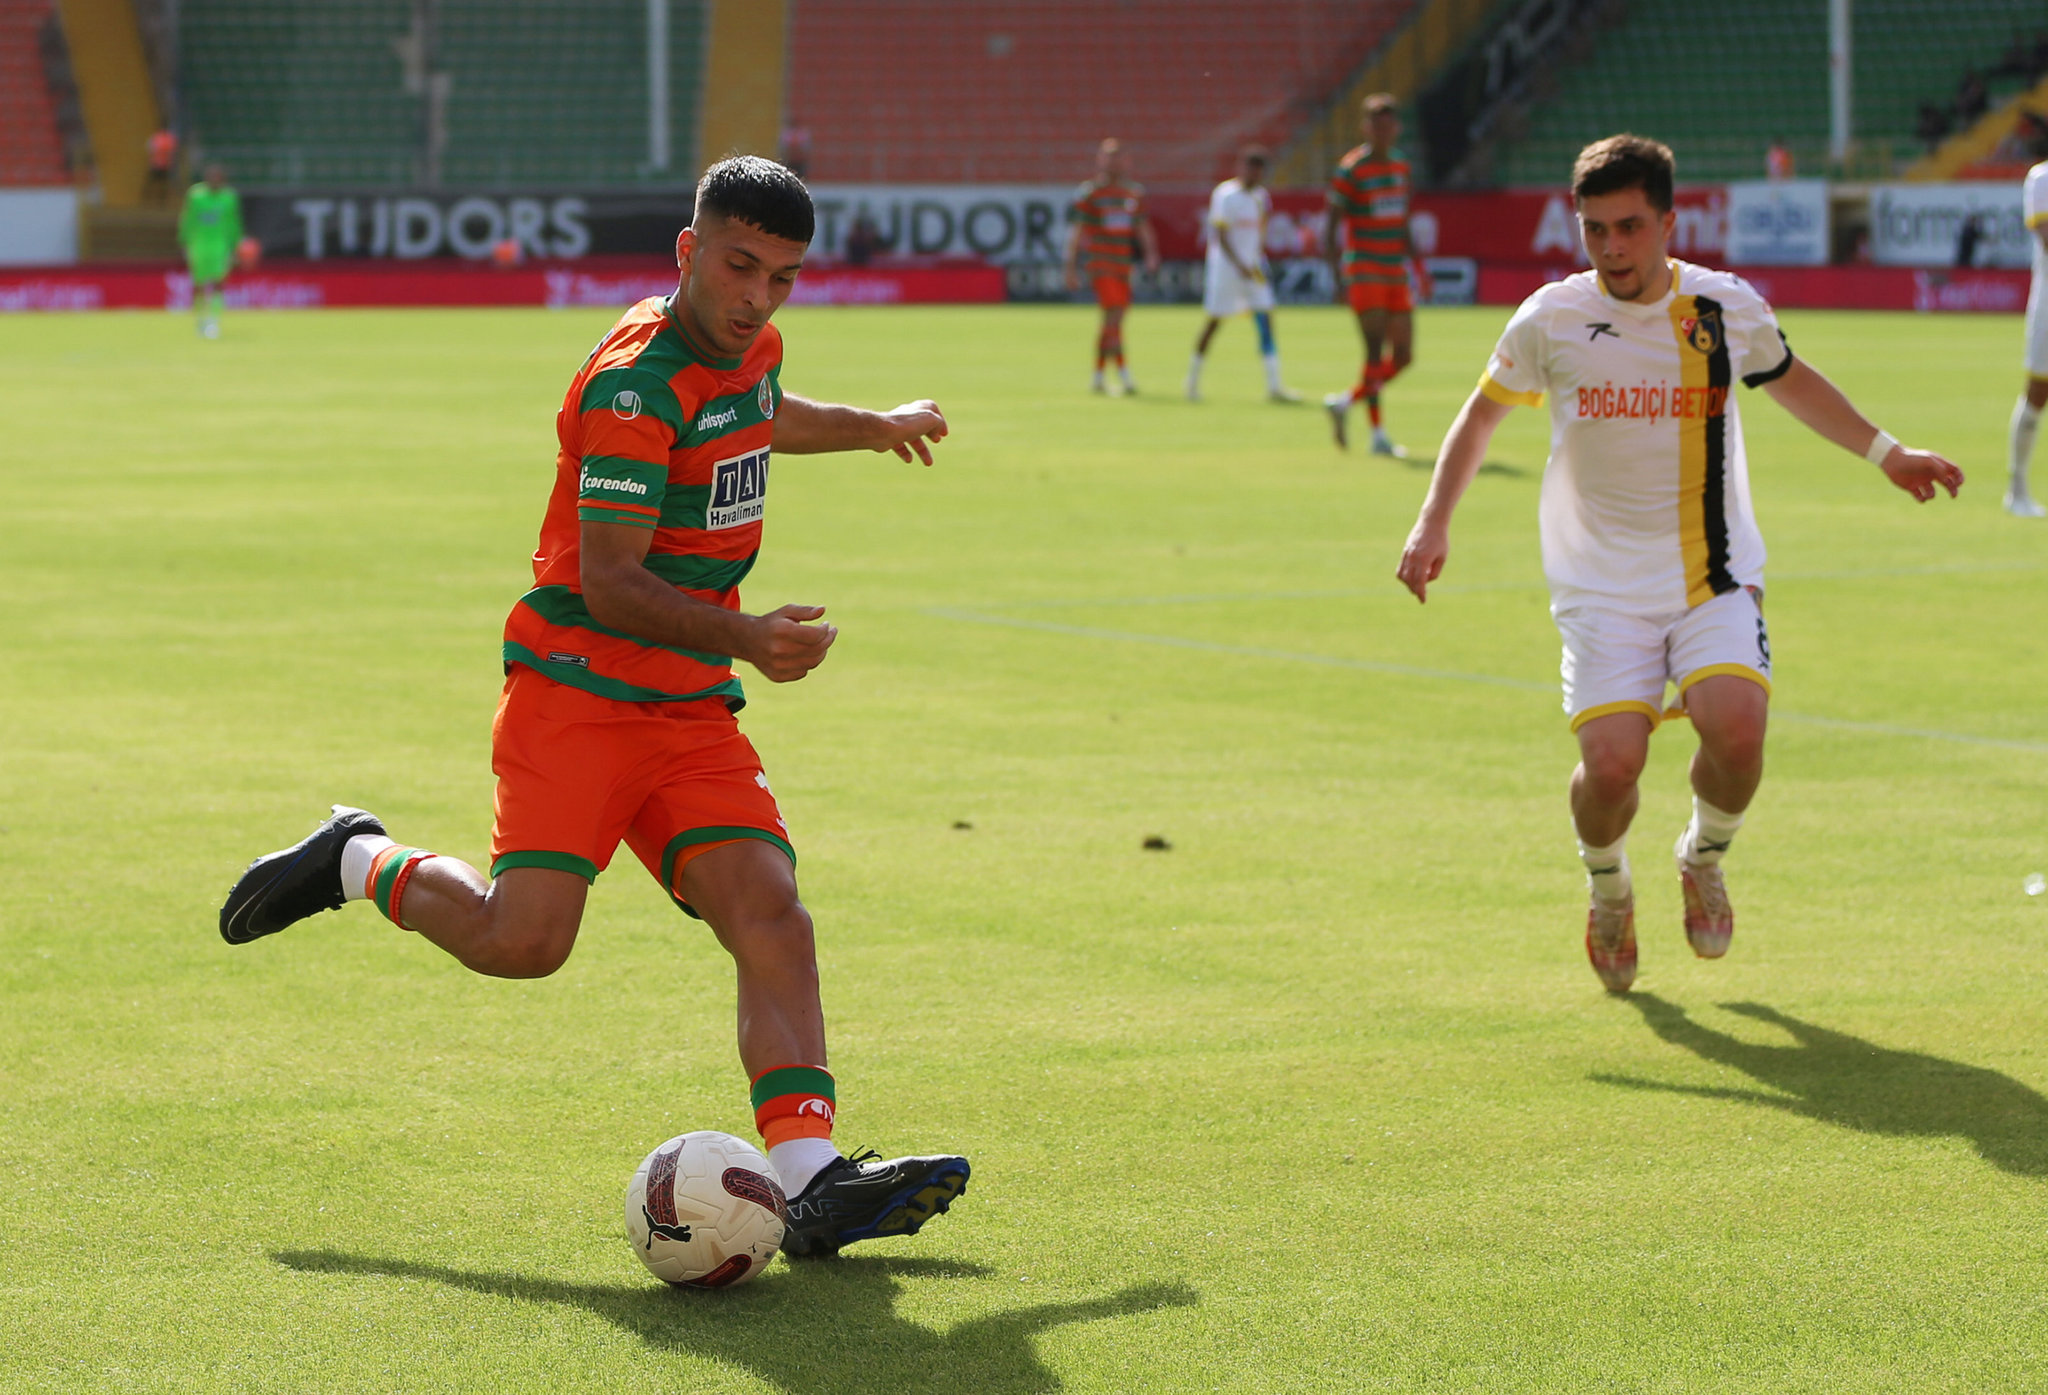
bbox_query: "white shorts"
[1555,586,1772,731]
[2026,272,2048,375]
[1203,260,1276,317]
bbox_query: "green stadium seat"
[1491,0,2045,185]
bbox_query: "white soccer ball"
[624,1130,787,1287]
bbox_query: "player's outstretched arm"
[771,393,948,464]
[581,521,836,683]
[1762,358,1964,503]
[1396,388,1513,602]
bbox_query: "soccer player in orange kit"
[1065,137,1161,394]
[219,157,969,1257]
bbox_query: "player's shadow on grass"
[1389,454,1525,477]
[1595,995,2048,1177]
[274,1249,1196,1394]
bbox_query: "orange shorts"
[488,665,792,917]
[1347,279,1413,315]
[1092,274,1133,309]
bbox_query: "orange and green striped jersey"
[1069,178,1147,280]
[1328,144,1411,285]
[502,295,782,710]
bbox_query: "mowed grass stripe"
[1,304,2044,1393]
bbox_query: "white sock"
[1262,350,1283,393]
[769,1137,841,1196]
[1186,351,1203,393]
[2011,396,2041,496]
[1119,363,1135,386]
[1579,834,1631,904]
[1679,797,1744,866]
[339,833,396,901]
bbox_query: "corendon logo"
[707,449,769,530]
[580,470,649,496]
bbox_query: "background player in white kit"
[1186,146,1298,402]
[2007,156,2048,517]
[1395,135,1964,993]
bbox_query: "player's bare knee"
[1699,719,1766,776]
[1580,745,1646,796]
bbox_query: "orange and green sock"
[362,843,434,927]
[751,1063,840,1194]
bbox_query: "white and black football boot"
[219,805,385,945]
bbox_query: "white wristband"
[1864,430,1899,466]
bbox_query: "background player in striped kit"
[218,157,970,1256]
[1323,93,1426,456]
[1395,135,1963,994]
[1065,138,1160,395]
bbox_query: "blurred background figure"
[178,162,239,338]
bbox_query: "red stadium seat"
[0,0,69,186]
[788,0,1418,185]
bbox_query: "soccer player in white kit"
[1187,147,1298,402]
[1395,135,1964,993]
[2007,157,2048,516]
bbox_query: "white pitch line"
[928,607,2048,754]
[991,559,2048,611]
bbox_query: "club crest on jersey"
[612,388,643,420]
[757,378,775,420]
[707,448,769,530]
[1680,309,1723,356]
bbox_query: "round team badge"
[757,379,775,419]
[612,389,643,420]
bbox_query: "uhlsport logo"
[707,448,769,530]
[797,1097,835,1125]
[612,388,643,420]
[694,403,740,434]
[757,377,776,420]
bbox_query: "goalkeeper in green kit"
[178,163,241,339]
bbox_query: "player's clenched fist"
[873,400,948,465]
[744,603,838,682]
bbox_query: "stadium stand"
[178,0,707,186]
[1489,0,2048,185]
[785,0,1419,185]
[0,0,69,185]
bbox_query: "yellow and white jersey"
[2025,161,2048,269]
[1479,259,1793,618]
[2023,162,2048,373]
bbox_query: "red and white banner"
[0,256,1007,312]
[1142,186,1730,264]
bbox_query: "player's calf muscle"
[406,862,586,978]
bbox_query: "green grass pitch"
[3,299,2046,1392]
